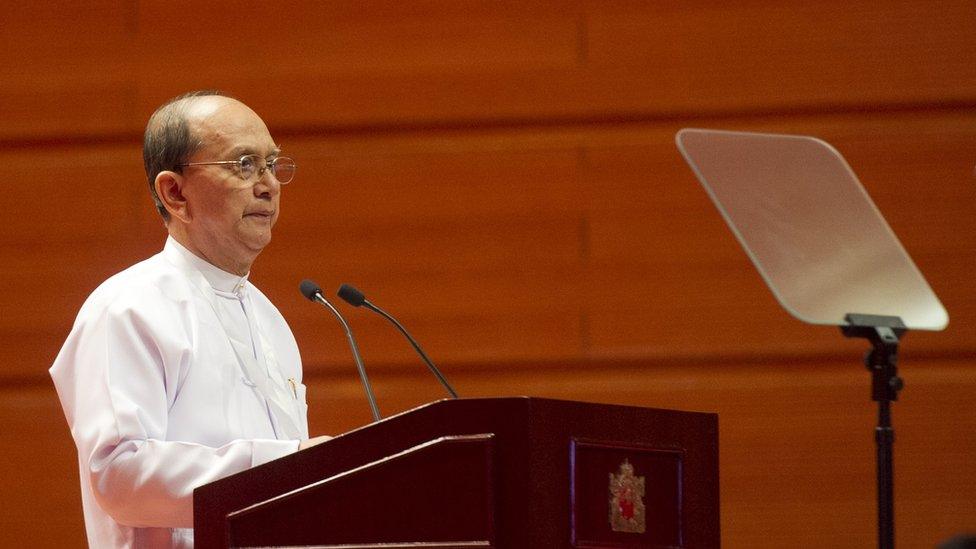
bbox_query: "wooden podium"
[194,397,719,548]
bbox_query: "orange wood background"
[1,1,975,547]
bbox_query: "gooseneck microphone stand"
[300,279,381,422]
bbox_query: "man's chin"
[240,231,273,254]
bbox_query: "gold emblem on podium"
[609,459,646,534]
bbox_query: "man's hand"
[299,434,333,451]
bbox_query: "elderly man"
[50,91,328,548]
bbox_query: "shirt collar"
[163,236,250,296]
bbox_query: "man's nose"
[253,168,281,197]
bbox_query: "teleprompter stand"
[676,128,949,549]
[842,313,906,549]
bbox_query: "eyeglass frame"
[178,153,297,184]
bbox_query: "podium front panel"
[571,439,683,548]
[226,435,496,547]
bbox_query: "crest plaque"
[609,459,646,534]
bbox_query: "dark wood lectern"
[194,397,719,548]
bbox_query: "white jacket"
[50,237,308,547]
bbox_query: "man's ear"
[155,171,190,223]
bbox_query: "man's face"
[180,97,282,274]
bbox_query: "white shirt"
[50,237,309,548]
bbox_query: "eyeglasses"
[179,154,297,184]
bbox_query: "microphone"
[337,284,458,399]
[299,279,381,421]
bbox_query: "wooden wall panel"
[136,2,581,75]
[0,144,151,381]
[0,144,145,246]
[584,1,976,112]
[4,111,975,380]
[5,2,976,140]
[204,0,976,129]
[577,112,976,358]
[260,110,974,372]
[0,385,85,547]
[0,2,137,140]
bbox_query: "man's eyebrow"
[228,145,282,157]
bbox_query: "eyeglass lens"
[239,155,297,184]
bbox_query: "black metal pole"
[843,314,905,549]
[876,395,895,549]
[867,338,901,549]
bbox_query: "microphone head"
[337,284,367,307]
[299,279,323,301]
